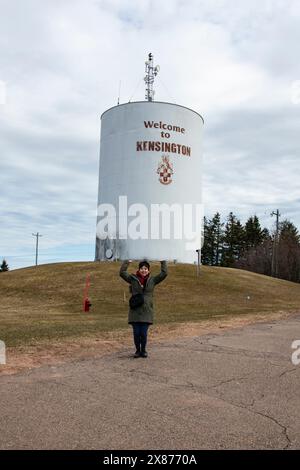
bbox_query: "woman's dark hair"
[139,260,150,270]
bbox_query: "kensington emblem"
[157,155,173,185]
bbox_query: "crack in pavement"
[193,339,289,361]
[159,338,290,366]
[246,408,291,450]
[131,369,292,450]
[208,374,253,389]
[278,368,298,378]
[125,366,253,391]
[127,368,170,385]
[174,382,292,449]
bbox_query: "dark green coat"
[119,260,168,324]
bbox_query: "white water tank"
[95,100,204,263]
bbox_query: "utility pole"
[196,249,201,276]
[32,232,42,266]
[271,210,280,277]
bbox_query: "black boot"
[134,349,141,358]
[140,350,148,358]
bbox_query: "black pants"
[131,322,150,351]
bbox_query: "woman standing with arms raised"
[119,259,168,358]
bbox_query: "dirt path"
[1,310,298,376]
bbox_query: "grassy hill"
[0,261,300,347]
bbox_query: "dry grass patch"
[0,261,300,374]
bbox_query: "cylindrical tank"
[95,101,204,263]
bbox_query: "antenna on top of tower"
[144,53,160,102]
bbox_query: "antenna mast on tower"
[144,53,160,102]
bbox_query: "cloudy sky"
[1,0,300,269]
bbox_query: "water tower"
[95,54,204,263]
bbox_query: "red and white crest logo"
[157,155,173,185]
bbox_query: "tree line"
[202,212,300,283]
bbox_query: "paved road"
[1,316,300,449]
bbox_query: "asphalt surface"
[1,315,300,450]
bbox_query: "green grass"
[0,261,300,347]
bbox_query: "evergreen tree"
[201,216,211,265]
[201,213,224,265]
[235,216,272,276]
[277,219,300,282]
[261,227,271,241]
[244,215,265,250]
[221,212,245,267]
[279,220,300,243]
[211,212,224,265]
[0,259,9,272]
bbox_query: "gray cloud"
[1,0,300,268]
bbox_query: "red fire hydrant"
[84,297,92,312]
[83,274,91,312]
